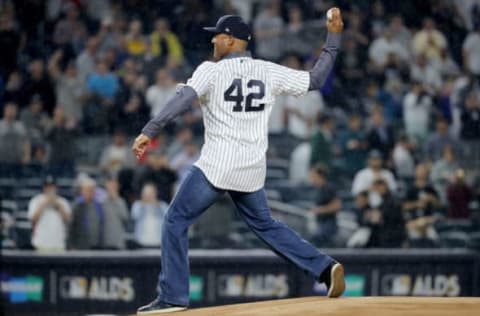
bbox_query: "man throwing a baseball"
[133,8,344,314]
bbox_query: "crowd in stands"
[1,0,480,251]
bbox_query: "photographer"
[27,175,71,251]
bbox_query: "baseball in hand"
[327,8,334,21]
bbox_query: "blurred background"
[1,0,480,315]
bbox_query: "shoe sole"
[137,306,188,315]
[327,263,345,298]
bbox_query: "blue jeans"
[157,166,335,306]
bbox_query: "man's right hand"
[132,133,151,160]
[326,7,344,33]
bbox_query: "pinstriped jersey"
[187,55,310,192]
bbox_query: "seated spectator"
[69,177,104,249]
[102,176,129,249]
[20,95,50,142]
[131,183,168,247]
[430,146,459,203]
[424,117,461,162]
[460,90,480,140]
[45,106,77,177]
[150,18,184,67]
[339,114,367,176]
[86,59,119,100]
[146,68,177,118]
[462,23,480,79]
[393,134,415,180]
[310,114,335,168]
[366,107,395,160]
[27,176,71,251]
[134,149,177,203]
[352,150,397,195]
[403,164,441,247]
[403,81,433,144]
[99,129,136,176]
[309,164,341,246]
[0,102,30,166]
[446,169,473,219]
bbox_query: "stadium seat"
[467,232,480,250]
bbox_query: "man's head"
[29,95,43,113]
[3,102,18,121]
[435,117,449,135]
[355,191,369,209]
[309,164,328,187]
[141,183,157,203]
[112,130,127,146]
[367,150,383,170]
[204,15,251,60]
[80,177,96,202]
[415,164,429,186]
[348,114,362,131]
[43,175,57,195]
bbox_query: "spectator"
[146,68,177,118]
[337,37,366,95]
[410,54,442,93]
[432,48,461,79]
[446,169,473,219]
[339,114,367,176]
[389,15,412,52]
[253,1,284,61]
[0,13,21,78]
[20,95,50,142]
[102,176,129,249]
[403,164,440,247]
[52,3,85,56]
[171,141,200,183]
[3,71,23,105]
[460,90,480,140]
[86,59,120,100]
[403,80,433,143]
[368,27,409,74]
[309,164,341,246]
[45,106,77,177]
[150,18,184,67]
[0,102,30,166]
[125,19,147,58]
[76,36,99,83]
[283,6,311,57]
[368,0,388,39]
[284,61,325,139]
[430,146,460,203]
[131,183,168,247]
[462,23,480,78]
[115,93,150,136]
[393,134,415,180]
[134,149,177,203]
[69,177,105,249]
[424,117,461,161]
[99,129,136,176]
[352,150,397,195]
[166,126,194,159]
[27,176,71,251]
[343,12,369,49]
[48,50,85,124]
[366,107,395,160]
[310,114,335,168]
[412,18,448,62]
[21,59,56,114]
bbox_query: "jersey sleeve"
[186,61,216,97]
[267,62,310,97]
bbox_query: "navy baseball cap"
[203,15,251,41]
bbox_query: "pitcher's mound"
[138,296,480,316]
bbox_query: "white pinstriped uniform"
[186,56,310,192]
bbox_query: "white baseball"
[327,9,333,21]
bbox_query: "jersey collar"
[222,51,252,60]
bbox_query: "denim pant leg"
[229,189,335,277]
[157,166,224,306]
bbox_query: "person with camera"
[28,175,72,251]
